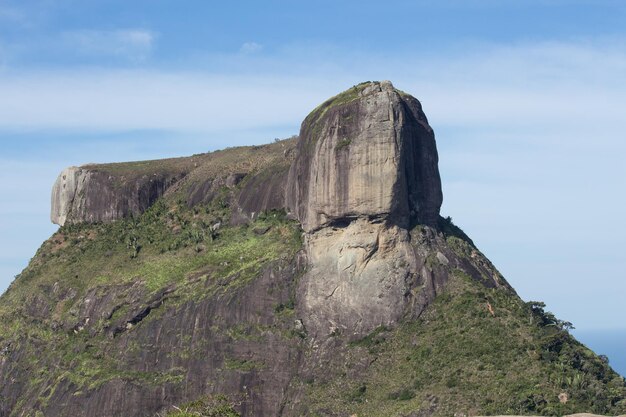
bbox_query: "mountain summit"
[1,82,624,417]
[286,80,442,231]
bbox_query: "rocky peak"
[50,81,443,233]
[285,80,443,232]
[284,82,448,339]
[48,82,447,339]
[15,82,622,417]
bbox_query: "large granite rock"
[286,81,446,338]
[285,80,442,232]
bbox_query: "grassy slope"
[0,184,302,414]
[295,234,626,417]
[1,200,625,416]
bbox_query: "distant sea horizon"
[574,329,626,378]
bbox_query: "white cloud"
[62,29,156,61]
[0,39,624,133]
[240,42,263,54]
[0,72,330,132]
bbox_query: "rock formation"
[0,82,622,417]
[49,82,448,340]
[285,80,442,232]
[51,164,187,226]
[283,81,447,339]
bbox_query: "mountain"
[0,81,624,417]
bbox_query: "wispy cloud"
[61,29,156,62]
[240,42,263,54]
[0,39,624,133]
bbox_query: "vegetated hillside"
[0,81,625,417]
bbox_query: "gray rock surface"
[298,219,417,339]
[285,80,442,232]
[287,81,448,338]
[51,165,184,226]
[50,166,85,226]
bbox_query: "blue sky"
[1,0,625,372]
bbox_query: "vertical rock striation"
[285,81,447,339]
[285,80,442,232]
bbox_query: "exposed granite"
[14,82,620,416]
[51,166,186,226]
[285,80,442,232]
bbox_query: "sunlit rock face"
[284,81,446,338]
[286,80,442,233]
[51,166,184,226]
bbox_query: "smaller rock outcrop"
[298,219,417,338]
[51,166,85,226]
[51,165,186,226]
[51,141,298,227]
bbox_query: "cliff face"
[51,166,185,226]
[285,80,442,232]
[286,82,458,340]
[1,82,624,417]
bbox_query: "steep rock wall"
[285,80,442,232]
[286,81,447,339]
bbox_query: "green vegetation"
[335,137,352,150]
[224,357,265,372]
[438,215,475,246]
[348,325,389,353]
[298,264,626,416]
[303,81,374,146]
[0,185,302,416]
[162,395,240,417]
